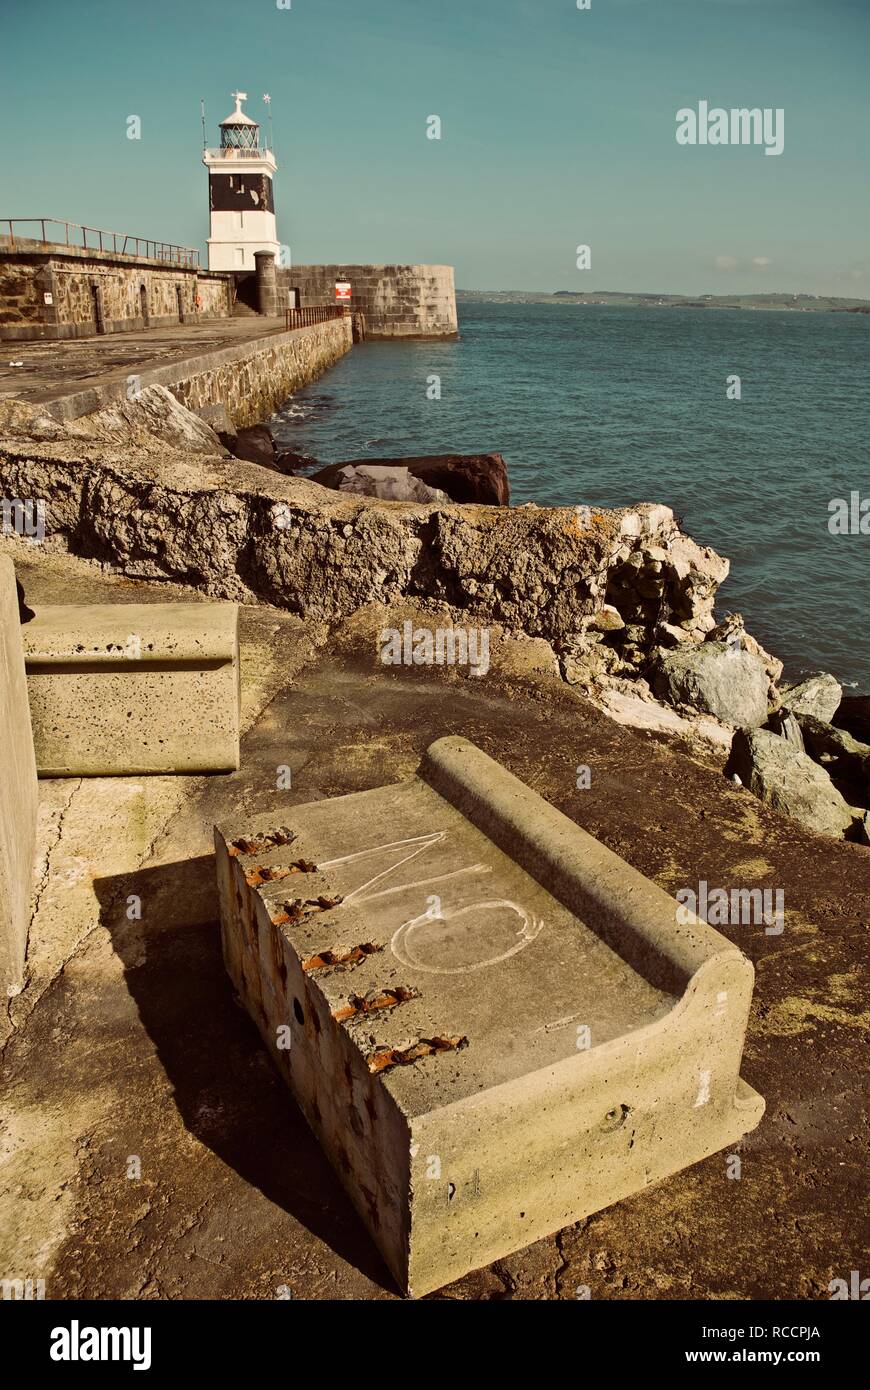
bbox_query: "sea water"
[271,302,869,692]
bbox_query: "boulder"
[69,385,228,455]
[766,707,805,751]
[0,387,228,455]
[224,425,309,475]
[656,621,695,648]
[310,453,511,506]
[794,713,870,803]
[589,604,625,632]
[705,614,783,686]
[780,672,842,723]
[273,447,317,475]
[649,642,769,727]
[834,695,870,744]
[559,631,619,688]
[853,811,870,846]
[232,425,278,469]
[194,402,237,451]
[314,463,449,505]
[725,728,855,839]
[0,399,69,441]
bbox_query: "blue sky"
[2,0,867,294]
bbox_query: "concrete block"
[215,736,763,1297]
[23,602,240,775]
[0,558,39,994]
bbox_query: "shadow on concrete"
[94,854,395,1293]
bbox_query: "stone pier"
[0,316,353,427]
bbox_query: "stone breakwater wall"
[283,265,458,339]
[0,432,723,645]
[0,238,230,341]
[35,319,354,428]
[167,319,354,428]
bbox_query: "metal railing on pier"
[284,305,351,330]
[0,219,199,266]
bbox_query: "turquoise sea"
[271,302,869,693]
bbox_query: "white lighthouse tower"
[203,92,279,272]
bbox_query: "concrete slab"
[0,556,38,995]
[216,736,764,1296]
[23,602,240,775]
[0,555,864,1301]
[0,319,286,413]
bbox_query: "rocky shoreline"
[1,385,867,845]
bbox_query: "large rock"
[226,427,300,477]
[0,386,228,456]
[794,713,870,802]
[780,672,842,723]
[194,402,237,451]
[311,453,511,506]
[0,399,69,442]
[650,642,769,727]
[314,463,449,504]
[834,695,870,744]
[273,447,318,474]
[232,425,278,469]
[766,707,805,751]
[706,614,783,687]
[726,728,855,839]
[69,385,228,456]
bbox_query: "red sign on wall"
[335,280,351,302]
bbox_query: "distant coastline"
[457,289,870,313]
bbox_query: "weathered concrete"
[23,602,240,775]
[0,428,732,651]
[0,557,38,997]
[0,317,353,426]
[0,543,867,1302]
[216,737,763,1296]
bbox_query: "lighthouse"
[203,92,279,272]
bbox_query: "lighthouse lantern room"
[203,91,279,272]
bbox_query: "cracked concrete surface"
[0,537,868,1300]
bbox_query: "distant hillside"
[456,289,870,313]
